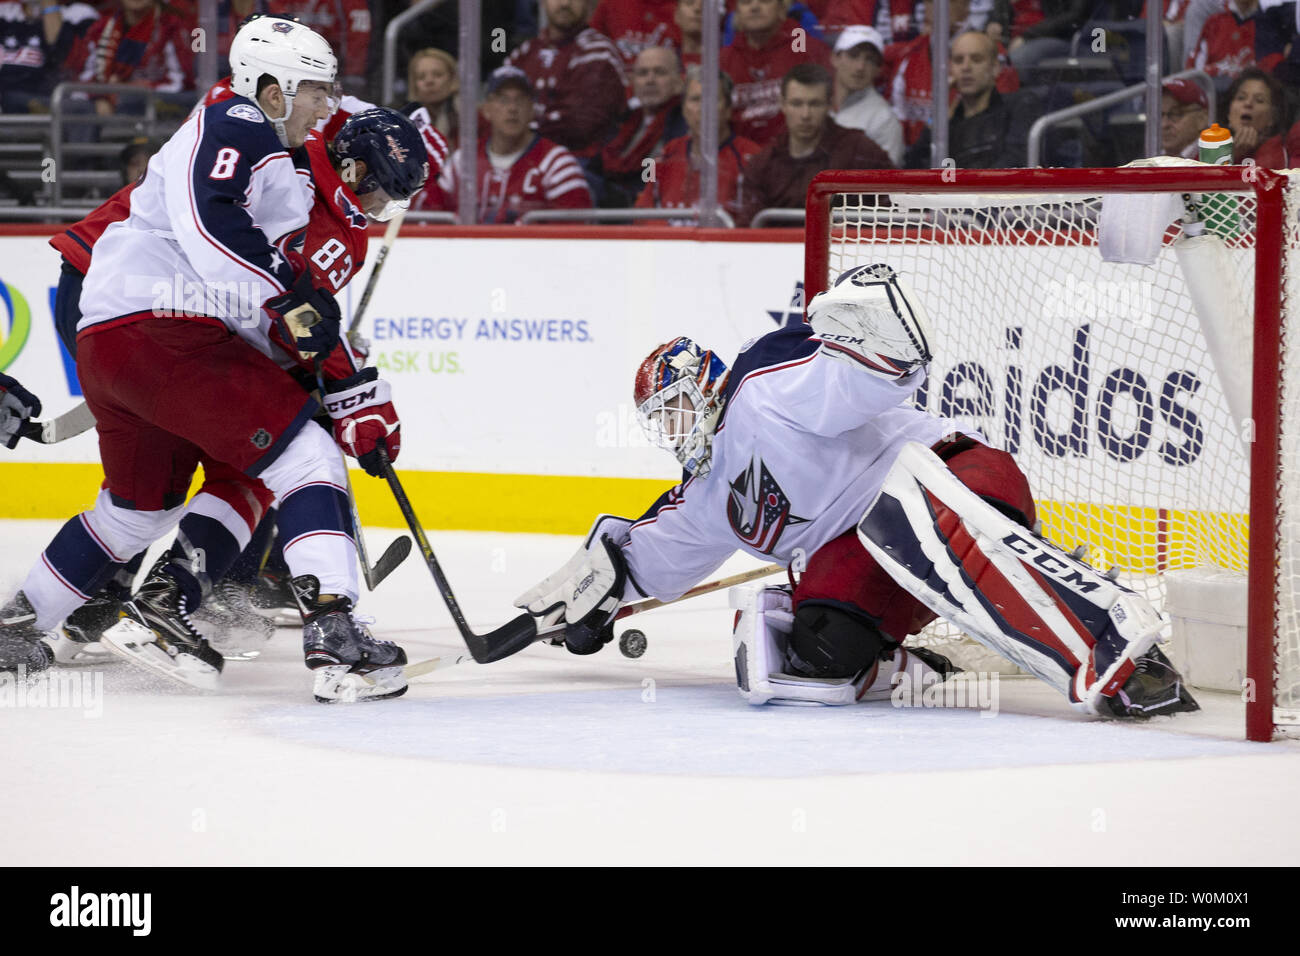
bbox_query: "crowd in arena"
[2,0,1299,221]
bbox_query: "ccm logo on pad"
[1002,533,1103,594]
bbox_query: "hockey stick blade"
[20,401,96,444]
[368,534,412,587]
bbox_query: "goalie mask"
[634,337,729,478]
[806,263,934,376]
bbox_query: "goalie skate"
[858,442,1172,717]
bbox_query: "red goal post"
[805,166,1296,741]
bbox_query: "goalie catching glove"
[806,263,933,380]
[514,523,632,652]
[0,373,41,450]
[323,367,401,476]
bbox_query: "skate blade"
[46,633,120,666]
[313,664,408,703]
[100,619,221,691]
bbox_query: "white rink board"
[0,234,1243,506]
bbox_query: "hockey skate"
[0,591,55,674]
[192,579,275,661]
[296,575,407,703]
[49,584,128,664]
[100,562,224,691]
[1101,645,1200,719]
[249,567,301,627]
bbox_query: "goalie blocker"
[858,442,1197,717]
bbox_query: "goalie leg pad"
[857,442,1165,715]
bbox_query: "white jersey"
[620,324,969,602]
[78,95,314,361]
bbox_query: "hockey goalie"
[516,264,1199,719]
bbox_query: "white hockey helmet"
[806,263,934,375]
[634,337,730,478]
[229,15,338,147]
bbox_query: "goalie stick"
[399,562,786,678]
[19,402,97,444]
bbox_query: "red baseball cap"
[1162,78,1208,110]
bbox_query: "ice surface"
[1,519,1297,865]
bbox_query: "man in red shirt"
[738,62,892,227]
[635,67,761,224]
[591,0,682,65]
[504,0,628,160]
[434,66,592,224]
[722,0,832,147]
[1188,0,1294,84]
[600,45,687,207]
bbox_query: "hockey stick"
[312,359,411,590]
[401,562,786,678]
[349,211,404,338]
[18,401,96,444]
[375,445,540,663]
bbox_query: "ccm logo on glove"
[324,386,380,414]
[324,367,401,477]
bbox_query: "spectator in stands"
[282,0,371,89]
[829,24,903,165]
[722,0,832,146]
[988,0,1091,71]
[119,138,154,185]
[405,47,458,148]
[905,30,1039,168]
[675,0,705,65]
[504,0,628,161]
[738,63,892,227]
[0,0,96,112]
[601,46,688,207]
[1188,0,1296,88]
[1160,77,1209,158]
[1222,66,1292,166]
[68,0,195,114]
[432,66,592,224]
[592,0,682,65]
[883,0,1020,149]
[822,0,920,45]
[635,67,761,224]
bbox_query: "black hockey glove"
[0,372,42,450]
[267,270,341,358]
[562,620,615,656]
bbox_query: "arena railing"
[516,208,737,227]
[1026,68,1214,168]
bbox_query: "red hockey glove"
[322,368,401,476]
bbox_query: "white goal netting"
[817,168,1300,737]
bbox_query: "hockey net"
[805,164,1300,741]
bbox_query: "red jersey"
[69,4,194,92]
[721,18,832,147]
[1189,4,1289,79]
[600,96,686,178]
[633,133,761,224]
[590,0,682,64]
[823,0,920,43]
[280,0,370,78]
[49,183,137,275]
[434,136,593,225]
[505,25,628,159]
[883,34,1020,147]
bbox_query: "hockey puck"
[619,629,647,659]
